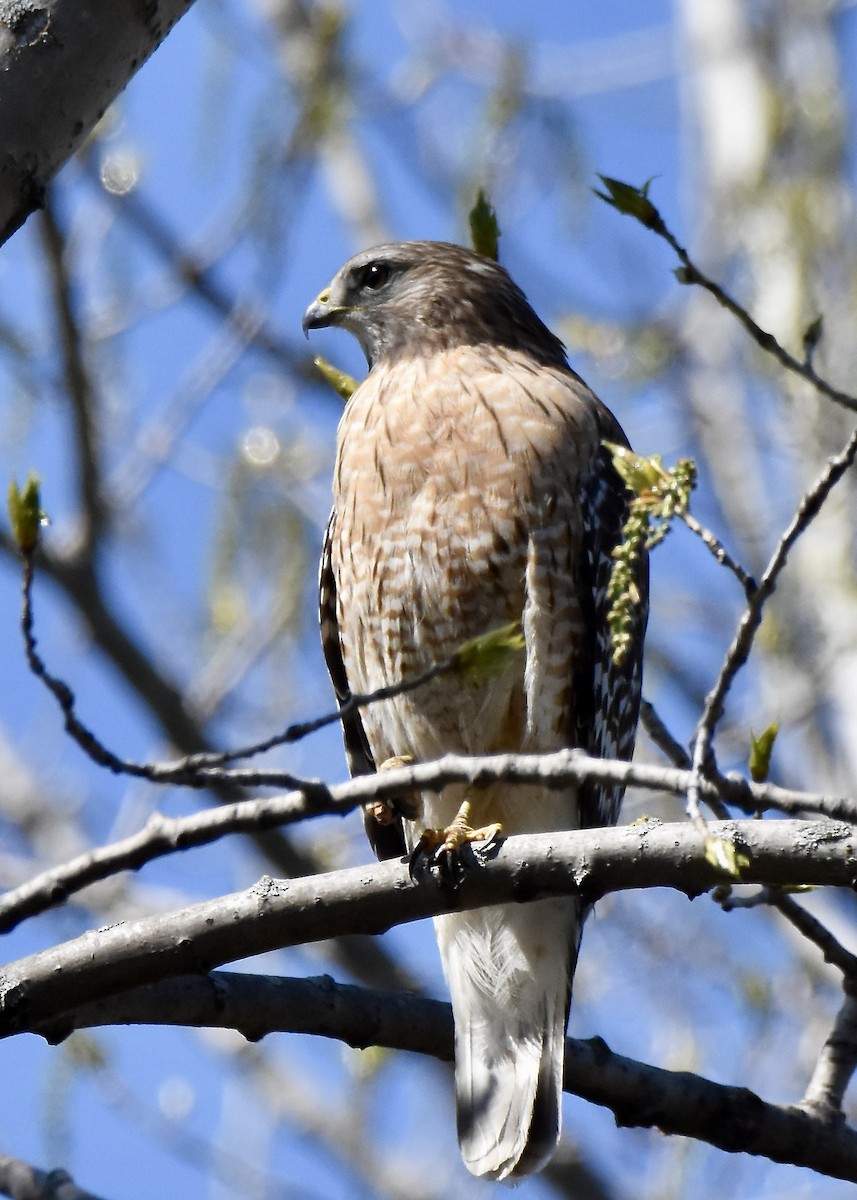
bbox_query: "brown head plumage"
[303,240,568,369]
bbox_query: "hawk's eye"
[356,261,391,291]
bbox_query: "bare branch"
[633,196,857,415]
[802,991,857,1119]
[678,510,756,597]
[5,746,857,933]
[15,543,504,781]
[1,534,412,993]
[639,698,691,769]
[15,545,857,832]
[689,423,857,813]
[0,0,195,244]
[38,198,106,553]
[764,892,857,1118]
[2,819,856,1039]
[766,891,857,979]
[38,970,857,1186]
[717,884,857,1115]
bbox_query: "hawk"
[303,241,647,1181]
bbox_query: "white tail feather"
[436,896,580,1181]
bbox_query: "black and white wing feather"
[318,508,406,859]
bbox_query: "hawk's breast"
[331,345,598,760]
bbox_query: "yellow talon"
[418,798,503,854]
[379,754,415,772]
[365,754,420,826]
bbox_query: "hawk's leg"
[364,754,421,827]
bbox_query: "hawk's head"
[302,241,567,369]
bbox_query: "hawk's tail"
[437,896,581,1182]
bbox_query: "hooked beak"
[302,288,338,336]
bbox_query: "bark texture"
[0,0,195,243]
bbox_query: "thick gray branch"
[0,0,195,243]
[42,971,857,1185]
[2,750,854,935]
[1,819,855,1037]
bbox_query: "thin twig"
[678,510,756,597]
[20,552,138,779]
[688,424,857,818]
[639,699,731,821]
[766,890,857,979]
[639,697,691,768]
[184,658,464,769]
[654,217,857,415]
[38,198,106,552]
[765,893,857,1116]
[717,873,857,1117]
[18,543,469,780]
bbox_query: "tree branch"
[2,819,856,1038]
[0,534,413,993]
[802,990,857,1119]
[36,970,857,1185]
[0,0,196,244]
[38,198,106,553]
[599,179,857,415]
[4,746,857,935]
[688,423,857,814]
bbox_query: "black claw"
[470,828,503,866]
[434,846,468,888]
[408,841,477,889]
[408,840,430,882]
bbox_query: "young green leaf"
[594,175,662,230]
[749,722,779,783]
[7,471,47,552]
[469,189,501,261]
[313,355,359,401]
[605,442,667,494]
[453,621,525,684]
[705,835,752,878]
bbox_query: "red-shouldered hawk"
[303,241,647,1181]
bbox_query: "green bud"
[749,722,779,783]
[313,355,358,401]
[469,189,501,261]
[605,442,666,494]
[594,175,662,229]
[705,835,751,878]
[7,471,47,552]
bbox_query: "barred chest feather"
[330,345,598,760]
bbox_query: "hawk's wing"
[319,508,407,860]
[573,415,648,830]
